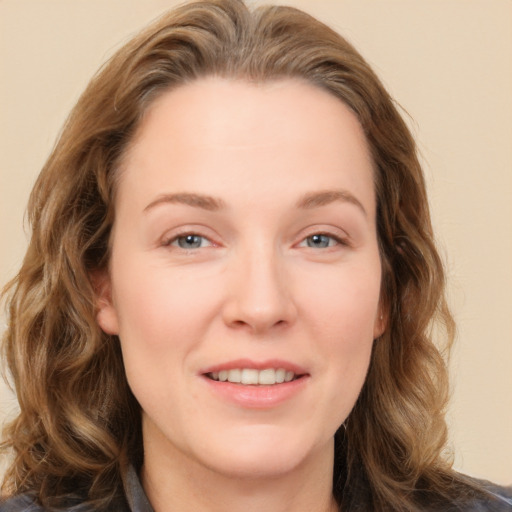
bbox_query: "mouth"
[205,368,304,386]
[200,360,309,407]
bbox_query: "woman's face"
[97,78,384,479]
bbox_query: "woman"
[1,0,510,510]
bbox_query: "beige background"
[1,0,511,485]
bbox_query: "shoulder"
[474,480,512,510]
[0,494,44,512]
[0,494,129,512]
[0,466,146,512]
[440,477,512,511]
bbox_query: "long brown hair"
[0,0,480,509]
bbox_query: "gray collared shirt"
[124,466,153,512]
[1,467,512,511]
[0,467,152,512]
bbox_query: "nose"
[222,245,297,334]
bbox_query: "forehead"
[119,77,376,215]
[127,77,371,159]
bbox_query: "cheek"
[109,258,227,403]
[302,258,382,340]
[301,259,380,409]
[112,259,215,344]
[110,270,197,408]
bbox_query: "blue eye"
[304,234,338,248]
[172,234,210,249]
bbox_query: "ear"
[91,269,119,335]
[373,306,387,340]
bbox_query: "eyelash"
[163,233,214,249]
[299,233,347,249]
[162,231,348,251]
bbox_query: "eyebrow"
[143,189,367,216]
[143,193,226,212]
[296,189,367,217]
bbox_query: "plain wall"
[1,0,511,485]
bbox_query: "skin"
[97,78,384,512]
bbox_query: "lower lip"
[201,376,309,409]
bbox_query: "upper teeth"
[209,368,296,385]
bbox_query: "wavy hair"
[1,0,478,509]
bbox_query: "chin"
[203,449,307,480]
[193,426,333,480]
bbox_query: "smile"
[207,368,299,385]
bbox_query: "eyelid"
[159,226,219,249]
[297,233,347,249]
[168,234,212,249]
[294,226,351,248]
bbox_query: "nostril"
[228,318,288,331]
[231,319,249,329]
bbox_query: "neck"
[141,427,338,512]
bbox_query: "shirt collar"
[125,465,154,512]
